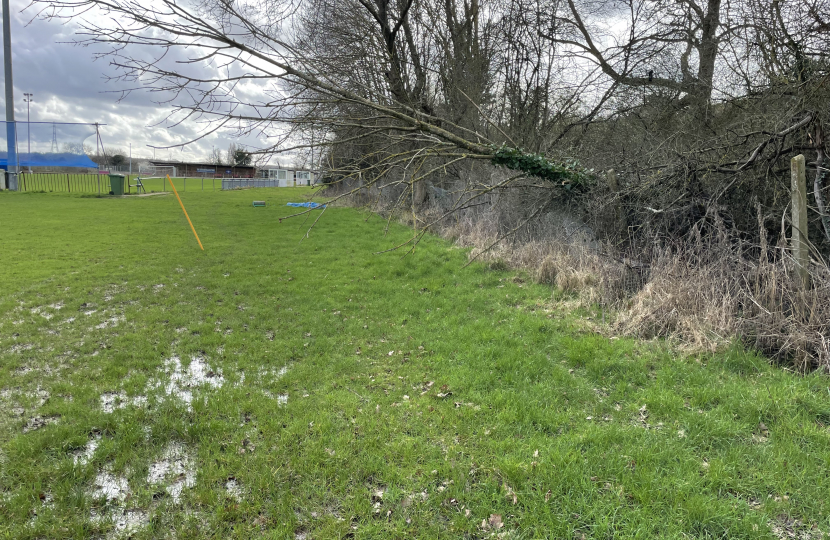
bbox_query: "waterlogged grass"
[1,188,829,539]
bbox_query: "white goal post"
[138,164,177,178]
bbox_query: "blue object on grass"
[0,152,99,169]
[287,202,326,209]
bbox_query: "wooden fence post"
[791,154,810,288]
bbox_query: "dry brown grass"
[438,206,830,370]
[614,218,830,368]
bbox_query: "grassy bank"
[1,188,828,539]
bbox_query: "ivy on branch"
[490,145,593,191]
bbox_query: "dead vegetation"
[358,189,830,371]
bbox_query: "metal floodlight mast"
[2,0,17,190]
[23,92,32,172]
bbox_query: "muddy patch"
[768,515,825,540]
[23,415,59,433]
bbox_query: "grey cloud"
[2,0,283,162]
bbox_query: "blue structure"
[0,151,98,169]
[0,121,100,171]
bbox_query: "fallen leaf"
[545,490,551,502]
[488,514,504,529]
[503,483,517,505]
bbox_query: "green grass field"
[1,188,829,539]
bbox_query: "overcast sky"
[0,0,277,164]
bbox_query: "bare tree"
[209,146,224,166]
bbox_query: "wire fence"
[15,173,310,194]
[18,173,117,194]
[17,174,228,194]
[221,178,281,190]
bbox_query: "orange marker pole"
[167,175,204,250]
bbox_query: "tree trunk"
[692,0,722,117]
[813,123,830,242]
[413,178,427,207]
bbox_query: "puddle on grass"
[95,316,125,330]
[74,433,103,465]
[91,471,130,503]
[90,507,148,539]
[147,442,196,503]
[109,508,148,537]
[31,303,63,320]
[8,343,35,354]
[26,492,55,526]
[81,441,198,536]
[27,387,50,407]
[149,355,224,410]
[89,470,150,538]
[238,365,290,405]
[224,478,242,502]
[263,391,289,406]
[100,391,148,413]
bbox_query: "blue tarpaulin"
[0,152,99,169]
[1,121,100,170]
[287,202,326,209]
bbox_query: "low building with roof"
[149,160,256,178]
[256,166,317,186]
